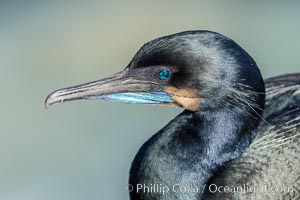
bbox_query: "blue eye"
[158,69,170,80]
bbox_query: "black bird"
[45,31,300,200]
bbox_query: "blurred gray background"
[0,1,299,199]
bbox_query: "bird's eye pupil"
[158,69,170,80]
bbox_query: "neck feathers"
[129,106,259,200]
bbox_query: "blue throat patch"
[87,92,174,104]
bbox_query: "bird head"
[45,31,265,114]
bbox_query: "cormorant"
[45,31,300,200]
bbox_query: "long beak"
[45,69,174,108]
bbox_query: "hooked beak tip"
[44,98,51,109]
[44,90,64,109]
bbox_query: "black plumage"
[205,74,300,199]
[45,31,300,200]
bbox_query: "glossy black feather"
[205,73,300,199]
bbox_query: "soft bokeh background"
[0,1,299,199]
